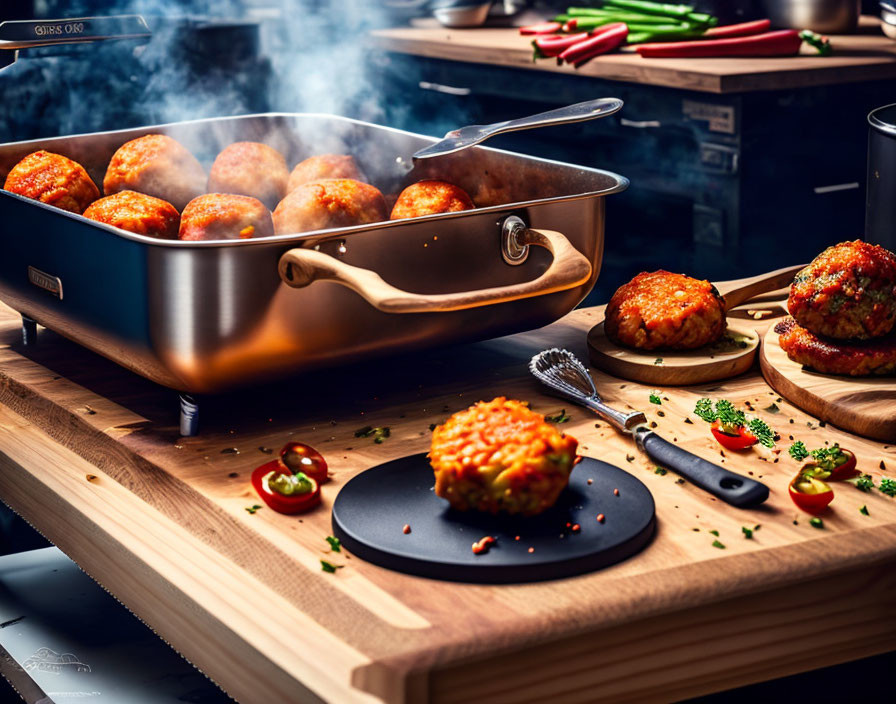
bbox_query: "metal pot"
[759,0,861,33]
[0,114,626,395]
[866,104,896,250]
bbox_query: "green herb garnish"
[694,398,716,423]
[325,535,341,552]
[809,517,824,529]
[649,393,662,405]
[742,526,753,539]
[320,560,344,573]
[245,504,262,514]
[854,474,875,492]
[859,505,870,516]
[712,540,726,549]
[789,441,809,461]
[545,409,571,424]
[355,426,391,443]
[879,478,896,497]
[747,418,775,448]
[654,467,667,475]
[709,529,719,536]
[654,358,663,365]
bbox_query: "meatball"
[604,270,726,350]
[103,134,206,211]
[4,150,99,214]
[429,397,579,517]
[83,190,179,238]
[179,193,273,241]
[287,154,365,193]
[207,141,289,210]
[390,180,474,220]
[775,317,896,376]
[788,240,896,340]
[273,178,387,235]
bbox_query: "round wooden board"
[759,326,896,442]
[587,321,759,386]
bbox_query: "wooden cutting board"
[759,325,896,442]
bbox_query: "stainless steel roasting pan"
[0,114,627,394]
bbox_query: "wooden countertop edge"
[3,339,896,703]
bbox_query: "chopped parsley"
[245,504,262,514]
[325,535,342,552]
[763,403,780,414]
[649,392,662,405]
[709,529,719,537]
[694,398,775,446]
[854,474,875,492]
[694,398,716,423]
[354,425,391,443]
[654,467,667,475]
[654,358,663,365]
[809,517,824,529]
[859,505,870,516]
[879,478,896,497]
[789,441,809,461]
[712,540,726,549]
[320,560,344,573]
[545,409,571,424]
[747,418,775,448]
[742,526,753,539]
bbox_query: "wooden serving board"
[1,299,896,703]
[760,325,896,443]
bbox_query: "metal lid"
[869,103,896,137]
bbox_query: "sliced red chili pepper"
[519,21,562,35]
[803,449,858,482]
[279,442,328,484]
[703,19,772,39]
[710,420,758,451]
[635,29,803,58]
[559,22,628,67]
[789,473,833,514]
[251,460,321,514]
[562,19,579,33]
[532,32,590,59]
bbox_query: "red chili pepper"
[710,420,758,451]
[519,21,562,35]
[803,449,858,482]
[559,23,628,67]
[532,32,589,59]
[636,29,803,58]
[562,19,579,33]
[279,442,328,484]
[703,18,772,39]
[251,459,321,514]
[789,473,833,514]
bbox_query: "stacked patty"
[778,240,896,376]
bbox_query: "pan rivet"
[501,215,529,266]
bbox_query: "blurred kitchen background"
[1,0,893,307]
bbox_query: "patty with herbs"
[604,270,727,350]
[775,317,896,376]
[788,240,896,340]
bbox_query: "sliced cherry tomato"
[279,442,328,484]
[251,460,321,514]
[788,473,833,514]
[710,420,758,451]
[824,449,858,481]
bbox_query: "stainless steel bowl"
[759,0,861,34]
[881,1,896,39]
[432,2,493,28]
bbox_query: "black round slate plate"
[331,455,656,584]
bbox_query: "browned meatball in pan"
[605,270,726,350]
[83,190,179,239]
[286,154,366,193]
[273,178,387,235]
[4,150,99,214]
[207,141,289,210]
[179,193,273,241]
[103,134,206,211]
[390,180,474,220]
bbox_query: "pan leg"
[179,394,200,437]
[21,316,37,346]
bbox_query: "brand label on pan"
[27,266,63,300]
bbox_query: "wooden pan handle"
[715,263,806,311]
[278,228,592,314]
